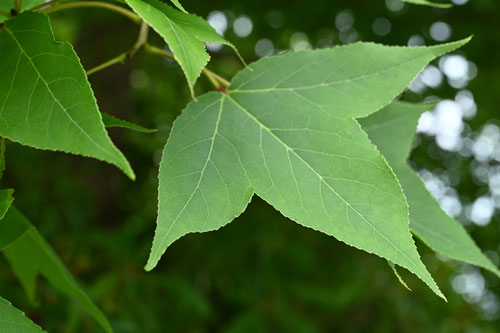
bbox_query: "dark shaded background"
[1,0,500,331]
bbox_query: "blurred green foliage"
[1,0,500,332]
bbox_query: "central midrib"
[225,93,430,281]
[3,25,118,163]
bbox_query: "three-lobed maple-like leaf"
[125,0,241,95]
[360,101,500,277]
[0,12,134,179]
[0,296,45,332]
[101,112,157,133]
[147,38,471,298]
[403,0,452,8]
[0,206,112,333]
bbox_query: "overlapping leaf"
[0,296,45,333]
[0,138,13,221]
[148,39,470,298]
[360,101,500,276]
[102,112,157,133]
[0,206,112,333]
[170,0,187,13]
[0,189,14,221]
[125,0,241,95]
[0,139,6,178]
[0,12,134,179]
[403,0,452,8]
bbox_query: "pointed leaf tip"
[125,0,241,91]
[361,101,500,282]
[0,12,134,179]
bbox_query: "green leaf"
[360,101,500,277]
[0,189,14,220]
[388,260,411,291]
[125,0,241,96]
[403,0,452,8]
[0,12,134,179]
[170,0,188,13]
[0,206,113,333]
[101,112,157,133]
[0,296,45,333]
[148,38,470,298]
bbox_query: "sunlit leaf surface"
[148,38,470,298]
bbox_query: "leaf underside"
[0,207,112,333]
[148,38,470,299]
[0,296,45,333]
[360,101,500,277]
[0,12,134,179]
[125,0,241,95]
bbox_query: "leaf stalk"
[38,1,141,24]
[86,21,148,75]
[144,44,230,90]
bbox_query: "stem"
[86,21,148,75]
[86,52,127,75]
[202,68,222,90]
[15,0,24,12]
[144,43,175,60]
[32,0,70,11]
[128,21,149,58]
[144,44,230,90]
[39,1,141,24]
[0,9,10,17]
[206,70,230,88]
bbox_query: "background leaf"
[0,206,112,333]
[101,112,157,133]
[125,0,241,95]
[149,39,470,298]
[0,296,45,332]
[0,12,134,179]
[0,189,14,221]
[360,101,500,277]
[170,0,188,13]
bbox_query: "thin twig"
[202,68,222,90]
[86,21,149,75]
[32,0,70,11]
[143,43,175,60]
[206,70,230,88]
[39,1,141,24]
[128,21,149,58]
[15,0,24,12]
[86,52,128,75]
